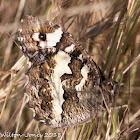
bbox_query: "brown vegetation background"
[0,0,140,140]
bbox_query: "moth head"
[18,15,63,62]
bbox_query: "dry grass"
[0,0,140,140]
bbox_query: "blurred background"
[0,0,140,139]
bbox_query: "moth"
[18,15,118,128]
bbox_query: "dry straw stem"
[57,1,112,17]
[2,0,26,68]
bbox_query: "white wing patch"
[18,37,23,41]
[32,28,63,49]
[32,33,40,41]
[77,54,83,61]
[50,51,72,125]
[75,64,89,91]
[65,44,75,53]
[47,28,63,47]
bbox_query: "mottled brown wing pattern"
[18,15,118,128]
